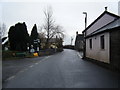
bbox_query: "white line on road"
[77,52,82,58]
[38,56,51,63]
[45,56,50,59]
[24,68,28,71]
[6,75,15,81]
[5,56,52,82]
[19,70,24,73]
[35,63,39,65]
[29,65,34,68]
[5,68,29,82]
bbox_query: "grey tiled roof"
[86,18,120,37]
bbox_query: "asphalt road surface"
[3,49,120,88]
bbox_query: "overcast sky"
[0,0,119,45]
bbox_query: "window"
[100,35,105,49]
[89,39,92,49]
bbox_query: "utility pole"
[83,12,87,59]
[83,12,87,29]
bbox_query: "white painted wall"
[86,13,116,36]
[86,32,110,63]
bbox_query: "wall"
[75,34,84,51]
[110,27,120,69]
[86,14,116,36]
[86,32,110,63]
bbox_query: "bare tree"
[54,25,64,39]
[0,23,1,38]
[38,26,46,39]
[43,7,54,45]
[0,23,7,38]
[43,7,64,48]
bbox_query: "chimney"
[105,7,107,11]
[76,31,78,36]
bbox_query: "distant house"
[74,31,84,51]
[40,38,63,49]
[82,8,120,70]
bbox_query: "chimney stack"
[105,7,107,11]
[76,31,78,36]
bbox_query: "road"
[3,49,120,88]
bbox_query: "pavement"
[2,49,120,88]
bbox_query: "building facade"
[75,31,84,51]
[82,9,120,70]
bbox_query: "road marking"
[4,56,52,82]
[45,56,50,59]
[5,56,52,81]
[19,70,24,73]
[24,68,28,71]
[38,56,51,63]
[35,63,39,65]
[77,52,82,58]
[29,65,34,68]
[6,75,15,81]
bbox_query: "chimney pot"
[76,31,78,35]
[105,7,107,11]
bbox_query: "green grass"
[2,49,63,60]
[2,50,26,60]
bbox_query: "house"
[82,8,120,70]
[74,31,84,51]
[40,38,63,49]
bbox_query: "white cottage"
[82,9,120,69]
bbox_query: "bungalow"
[82,8,120,70]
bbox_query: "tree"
[43,7,64,48]
[53,25,64,48]
[0,23,7,38]
[30,24,38,41]
[8,26,16,50]
[30,24,39,51]
[43,7,55,48]
[38,31,46,45]
[54,25,64,39]
[0,23,1,38]
[8,22,29,51]
[38,26,46,39]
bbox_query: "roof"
[85,18,120,38]
[82,11,120,33]
[75,34,84,45]
[2,37,7,42]
[75,34,84,41]
[2,37,8,45]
